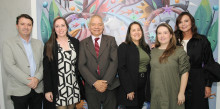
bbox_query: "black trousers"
[126,73,146,109]
[11,89,43,109]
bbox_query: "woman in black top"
[117,21,151,109]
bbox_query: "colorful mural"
[37,0,219,109]
[38,0,218,48]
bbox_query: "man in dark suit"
[78,15,120,109]
[2,14,43,109]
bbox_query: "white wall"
[31,0,38,39]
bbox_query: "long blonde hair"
[155,23,177,63]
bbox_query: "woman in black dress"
[175,12,215,109]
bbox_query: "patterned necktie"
[95,38,100,75]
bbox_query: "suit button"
[27,66,30,68]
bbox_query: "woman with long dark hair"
[175,12,216,109]
[150,23,190,109]
[117,21,151,109]
[43,17,84,109]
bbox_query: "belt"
[139,72,145,78]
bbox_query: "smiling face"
[178,15,192,33]
[156,26,172,46]
[88,16,104,37]
[16,17,33,38]
[130,24,142,43]
[54,19,68,37]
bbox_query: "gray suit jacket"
[2,35,44,96]
[79,35,120,91]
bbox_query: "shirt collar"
[20,35,31,44]
[91,34,102,41]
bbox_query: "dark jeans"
[11,89,43,109]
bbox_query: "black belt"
[139,72,145,78]
[191,66,202,68]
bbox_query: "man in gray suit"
[2,14,43,109]
[79,15,119,109]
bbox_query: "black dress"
[177,34,215,109]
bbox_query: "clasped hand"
[27,77,39,89]
[93,80,107,93]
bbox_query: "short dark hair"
[16,14,33,25]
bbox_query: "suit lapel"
[16,36,28,61]
[99,35,107,57]
[86,36,97,58]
